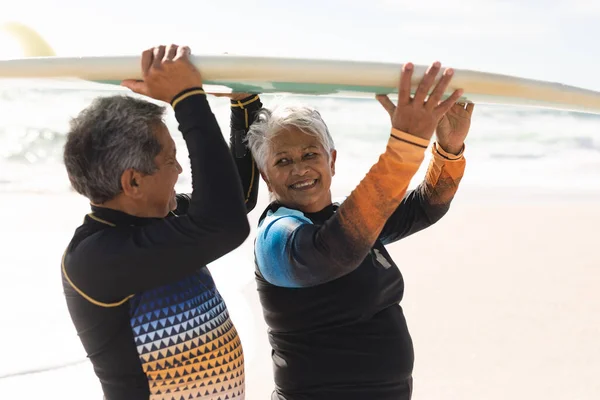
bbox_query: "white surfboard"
[2,22,600,115]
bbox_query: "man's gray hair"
[246,105,335,170]
[63,95,166,204]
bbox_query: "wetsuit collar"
[260,202,338,224]
[304,203,337,222]
[89,205,162,227]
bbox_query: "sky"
[1,0,600,91]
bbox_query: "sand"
[0,185,598,399]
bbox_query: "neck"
[93,195,154,218]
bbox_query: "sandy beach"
[0,183,598,399]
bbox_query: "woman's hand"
[376,61,464,142]
[435,102,475,154]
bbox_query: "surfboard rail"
[1,54,599,115]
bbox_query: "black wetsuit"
[61,92,262,400]
[254,130,467,399]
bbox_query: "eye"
[304,152,318,159]
[275,158,290,166]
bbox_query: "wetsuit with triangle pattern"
[62,93,262,400]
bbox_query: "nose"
[175,159,183,174]
[291,160,310,176]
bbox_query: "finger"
[175,45,191,61]
[141,48,153,77]
[152,45,166,69]
[375,94,396,117]
[164,44,178,62]
[413,61,441,105]
[435,88,464,116]
[397,62,414,105]
[426,68,454,110]
[466,102,475,114]
[120,79,148,96]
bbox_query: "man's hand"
[121,44,203,103]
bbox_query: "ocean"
[2,79,600,196]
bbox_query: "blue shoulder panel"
[255,207,313,288]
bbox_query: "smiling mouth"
[290,179,318,190]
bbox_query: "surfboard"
[2,22,600,115]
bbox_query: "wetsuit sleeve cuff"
[171,87,206,110]
[390,128,431,149]
[230,95,261,109]
[433,142,465,160]
[170,88,213,132]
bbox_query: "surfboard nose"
[0,22,56,57]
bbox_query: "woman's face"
[261,126,336,213]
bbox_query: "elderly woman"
[247,62,474,400]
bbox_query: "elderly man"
[61,44,260,400]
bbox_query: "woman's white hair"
[246,105,335,170]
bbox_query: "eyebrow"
[274,146,319,156]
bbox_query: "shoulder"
[255,206,314,286]
[257,206,312,242]
[259,206,311,227]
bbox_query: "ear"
[120,168,145,199]
[259,170,273,193]
[330,149,337,177]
